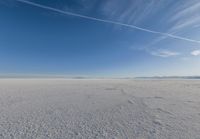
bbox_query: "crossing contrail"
[16,0,200,44]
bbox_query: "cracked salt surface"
[0,79,200,139]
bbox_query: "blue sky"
[0,0,200,77]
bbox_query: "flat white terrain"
[0,79,200,139]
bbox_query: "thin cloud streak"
[16,0,200,44]
[151,50,180,58]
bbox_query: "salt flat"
[0,79,200,139]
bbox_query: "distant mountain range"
[135,76,200,79]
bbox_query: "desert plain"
[0,79,200,139]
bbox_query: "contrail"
[16,0,200,44]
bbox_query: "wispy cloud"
[16,0,200,45]
[170,1,200,23]
[138,0,200,54]
[159,1,200,41]
[98,0,200,60]
[191,50,200,56]
[170,9,200,32]
[100,0,159,25]
[151,50,180,58]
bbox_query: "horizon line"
[0,74,200,79]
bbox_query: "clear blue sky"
[0,0,200,77]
